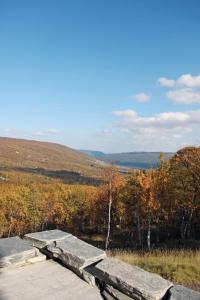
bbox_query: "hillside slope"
[80,150,174,169]
[0,137,103,177]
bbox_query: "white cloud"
[167,88,200,104]
[112,109,195,127]
[120,128,129,133]
[154,112,190,124]
[158,74,200,88]
[158,74,200,104]
[113,109,137,118]
[33,131,44,136]
[177,74,200,88]
[132,93,150,103]
[5,128,18,133]
[94,107,200,151]
[173,134,182,139]
[111,108,200,147]
[158,77,176,87]
[4,128,60,137]
[33,129,60,136]
[46,128,60,134]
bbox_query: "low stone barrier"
[24,229,72,248]
[169,285,200,300]
[47,236,106,270]
[1,230,200,300]
[86,257,173,300]
[25,230,106,271]
[0,236,45,268]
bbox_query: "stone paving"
[0,260,103,300]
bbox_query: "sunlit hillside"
[0,137,104,178]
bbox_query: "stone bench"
[0,236,45,268]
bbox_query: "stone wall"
[1,230,200,300]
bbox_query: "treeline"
[0,146,199,249]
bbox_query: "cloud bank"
[111,109,200,150]
[158,74,200,104]
[158,74,200,88]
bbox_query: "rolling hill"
[80,150,174,169]
[0,137,174,185]
[0,137,104,179]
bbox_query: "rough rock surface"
[169,285,200,300]
[47,236,106,270]
[24,229,72,248]
[101,284,134,300]
[90,257,173,300]
[0,236,37,268]
[82,268,97,286]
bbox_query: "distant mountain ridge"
[79,150,105,158]
[80,150,174,169]
[0,137,174,177]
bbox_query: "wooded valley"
[0,146,199,251]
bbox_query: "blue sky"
[0,0,200,152]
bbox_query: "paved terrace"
[0,260,102,300]
[0,230,200,300]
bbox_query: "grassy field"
[110,249,200,292]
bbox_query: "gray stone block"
[169,285,200,300]
[102,284,134,300]
[82,268,97,286]
[0,236,37,268]
[90,257,173,300]
[24,229,72,248]
[47,235,106,270]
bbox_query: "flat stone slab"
[0,259,103,300]
[0,236,37,268]
[169,285,200,300]
[24,229,72,248]
[89,257,173,300]
[47,236,106,270]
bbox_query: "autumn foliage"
[0,147,200,249]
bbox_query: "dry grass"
[0,136,104,177]
[110,249,200,292]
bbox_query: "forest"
[0,146,199,251]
